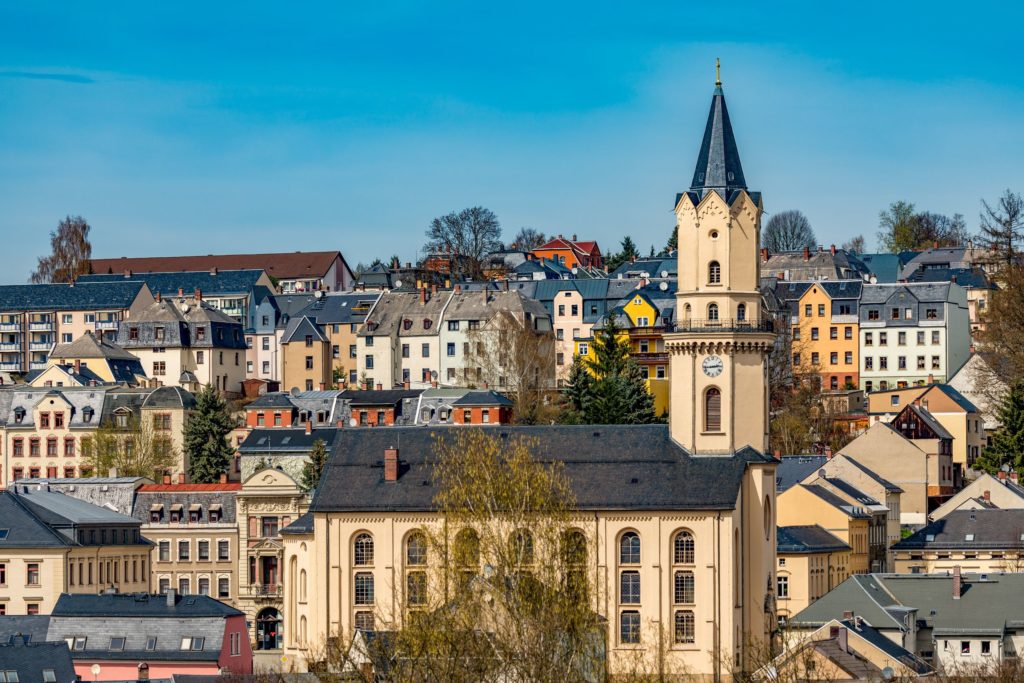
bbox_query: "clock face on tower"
[702,355,724,377]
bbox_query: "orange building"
[532,235,603,270]
[449,390,514,425]
[778,280,862,390]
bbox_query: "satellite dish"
[641,272,650,278]
[430,370,438,380]
[349,417,358,427]
[181,304,190,313]
[314,290,324,299]
[393,279,403,289]
[659,282,669,291]
[91,665,101,677]
[661,270,669,278]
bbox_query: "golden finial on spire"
[715,58,721,87]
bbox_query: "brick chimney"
[1011,472,1020,483]
[983,489,991,501]
[454,284,461,294]
[953,565,962,600]
[305,420,312,435]
[194,288,202,302]
[319,383,326,391]
[375,383,382,391]
[155,292,162,303]
[178,472,186,484]
[431,380,438,389]
[177,287,184,298]
[74,359,81,374]
[773,450,781,460]
[830,244,836,255]
[403,380,410,390]
[210,266,218,276]
[384,448,399,482]
[760,247,769,262]
[998,471,1007,481]
[219,473,228,484]
[337,419,344,428]
[420,287,427,305]
[124,269,132,278]
[803,246,810,261]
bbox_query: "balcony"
[0,362,20,371]
[632,351,670,363]
[29,361,47,371]
[94,320,119,330]
[674,318,775,334]
[0,342,18,351]
[29,342,53,352]
[28,322,53,331]
[0,323,19,332]
[248,584,282,597]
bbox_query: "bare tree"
[877,201,971,253]
[840,234,866,254]
[464,309,557,424]
[424,207,503,280]
[31,215,93,284]
[980,264,1024,383]
[512,227,546,251]
[80,416,178,479]
[762,210,816,253]
[979,189,1024,267]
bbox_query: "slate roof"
[609,258,677,279]
[142,386,198,409]
[907,266,994,290]
[0,387,107,429]
[689,81,747,198]
[116,298,247,350]
[77,269,266,297]
[132,485,239,524]
[49,331,138,360]
[451,390,514,407]
[53,592,242,618]
[0,490,73,548]
[893,509,1024,550]
[239,427,339,453]
[792,572,1024,637]
[0,640,77,683]
[248,392,297,409]
[90,251,345,281]
[761,251,866,281]
[296,291,380,325]
[777,525,851,553]
[860,282,952,305]
[858,252,909,283]
[14,488,142,527]
[281,316,328,344]
[801,484,871,518]
[0,281,149,312]
[775,456,827,493]
[339,389,423,407]
[0,616,53,643]
[312,425,762,513]
[280,512,314,535]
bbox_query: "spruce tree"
[300,439,330,493]
[977,381,1024,476]
[620,360,659,424]
[184,384,235,483]
[559,356,593,424]
[585,316,628,377]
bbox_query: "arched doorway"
[256,608,283,650]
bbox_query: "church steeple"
[689,60,747,198]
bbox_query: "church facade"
[280,71,778,681]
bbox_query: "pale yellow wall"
[147,525,239,606]
[776,549,851,622]
[838,423,932,524]
[893,551,1024,574]
[777,486,869,575]
[932,474,1024,520]
[281,338,331,393]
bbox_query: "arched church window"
[705,387,722,432]
[707,303,719,321]
[708,261,721,284]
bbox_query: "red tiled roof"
[138,483,242,492]
[534,237,601,258]
[90,251,344,280]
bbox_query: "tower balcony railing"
[674,318,775,333]
[249,583,282,597]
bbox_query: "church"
[280,69,779,681]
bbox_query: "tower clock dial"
[702,355,724,377]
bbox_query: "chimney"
[178,472,186,484]
[818,245,823,253]
[836,625,849,653]
[824,447,833,459]
[124,269,132,278]
[482,288,487,306]
[928,373,935,384]
[503,279,509,291]
[74,359,81,374]
[773,450,781,460]
[337,419,344,428]
[194,288,202,302]
[454,284,462,294]
[420,287,427,305]
[108,467,118,477]
[913,398,921,407]
[384,448,399,482]
[177,287,184,298]
[319,382,326,391]
[1011,472,1020,483]
[431,380,438,389]
[760,247,769,262]
[998,471,1007,481]
[403,380,410,390]
[933,240,939,249]
[572,233,577,241]
[375,383,382,391]
[431,283,438,297]
[953,565,962,600]
[803,246,810,261]
[219,473,228,484]
[842,610,854,621]
[951,274,957,284]
[163,474,171,485]
[983,489,991,501]
[210,266,218,276]
[483,381,489,390]
[166,588,176,607]
[305,420,312,435]
[830,244,836,255]
[155,291,162,303]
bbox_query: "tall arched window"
[708,261,721,284]
[512,529,534,565]
[705,387,722,432]
[406,532,427,566]
[299,568,307,602]
[353,533,374,566]
[618,531,641,645]
[684,304,692,321]
[708,303,719,321]
[619,531,640,564]
[673,530,695,565]
[454,529,480,567]
[737,303,746,322]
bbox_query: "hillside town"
[4,52,1024,683]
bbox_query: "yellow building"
[775,526,852,626]
[0,486,151,615]
[782,281,861,391]
[892,508,1024,574]
[777,484,871,575]
[280,317,332,393]
[280,70,780,680]
[573,287,673,415]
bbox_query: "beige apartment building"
[778,483,871,575]
[30,332,147,387]
[892,509,1024,574]
[132,481,241,605]
[280,317,331,393]
[775,525,852,626]
[0,281,154,374]
[930,471,1024,520]
[0,486,150,615]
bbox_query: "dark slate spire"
[689,60,747,198]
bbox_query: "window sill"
[700,431,726,436]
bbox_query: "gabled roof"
[689,79,747,199]
[340,389,423,407]
[0,640,77,683]
[52,591,242,617]
[895,404,954,440]
[281,316,328,344]
[800,484,871,518]
[49,331,138,361]
[451,390,514,407]
[239,427,338,452]
[0,490,74,548]
[14,488,141,526]
[775,456,827,494]
[90,251,346,281]
[0,281,148,312]
[296,291,380,325]
[248,392,297,409]
[832,454,903,493]
[77,269,266,297]
[777,525,851,553]
[860,282,952,305]
[893,509,1024,550]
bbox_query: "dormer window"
[129,327,139,340]
[154,327,165,341]
[196,326,206,341]
[403,319,413,331]
[14,407,25,423]
[189,505,202,523]
[83,406,94,423]
[423,319,432,329]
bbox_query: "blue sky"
[2,2,1023,283]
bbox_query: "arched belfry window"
[707,303,719,322]
[737,303,746,322]
[705,387,722,432]
[708,261,721,284]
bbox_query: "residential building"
[803,472,889,572]
[90,251,354,295]
[132,481,241,605]
[78,269,274,327]
[0,385,196,487]
[858,282,971,391]
[775,526,852,625]
[0,486,150,615]
[280,74,779,679]
[608,256,677,280]
[115,292,248,395]
[291,291,379,387]
[449,390,514,424]
[898,244,994,281]
[39,591,252,679]
[893,509,1024,573]
[759,245,866,282]
[760,618,933,680]
[280,317,331,393]
[948,353,1006,443]
[838,421,952,525]
[890,402,959,496]
[776,280,861,390]
[532,235,604,270]
[903,266,995,333]
[777,483,872,574]
[356,289,438,390]
[857,251,917,284]
[931,471,1024,520]
[867,383,985,471]
[0,281,154,373]
[791,571,1024,672]
[33,332,147,387]
[0,639,77,683]
[337,389,421,428]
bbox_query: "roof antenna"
[715,57,721,87]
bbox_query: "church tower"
[666,64,776,455]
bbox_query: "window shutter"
[705,389,722,432]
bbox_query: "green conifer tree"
[184,384,235,483]
[300,439,330,492]
[585,316,628,378]
[620,360,659,424]
[977,381,1024,476]
[559,356,594,424]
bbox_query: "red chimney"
[219,473,228,484]
[830,244,836,255]
[178,472,186,484]
[384,448,399,482]
[803,246,810,261]
[319,383,326,391]
[305,420,312,435]
[420,287,427,305]
[773,450,781,460]
[983,489,991,501]
[403,380,410,390]
[933,241,939,249]
[375,383,382,391]
[998,471,1007,481]
[953,565,962,600]
[454,284,462,294]
[928,373,935,384]
[163,474,171,485]
[760,247,769,262]
[156,292,162,303]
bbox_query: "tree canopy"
[184,384,235,483]
[976,382,1024,477]
[978,189,1024,266]
[300,438,330,492]
[511,227,546,252]
[761,210,816,253]
[31,215,93,284]
[424,206,502,280]
[876,201,971,253]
